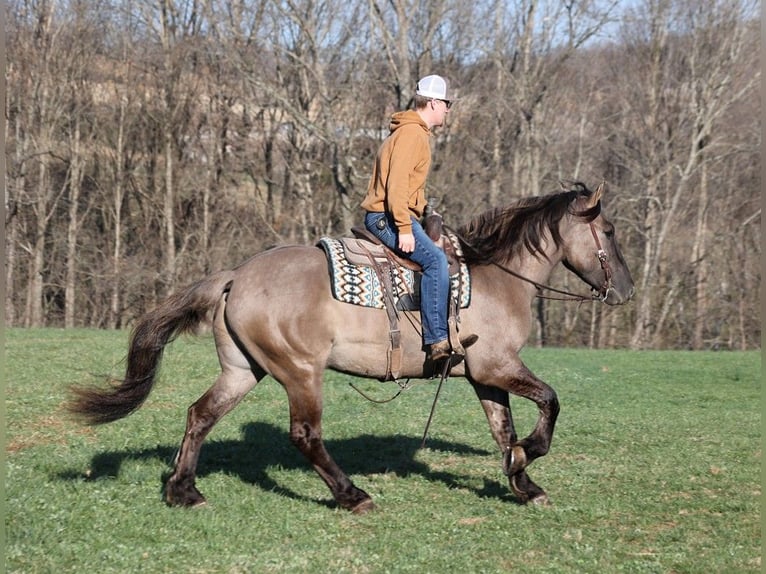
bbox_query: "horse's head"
[562,182,635,305]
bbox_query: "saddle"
[345,228,462,277]
[326,210,468,381]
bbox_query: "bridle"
[358,201,616,431]
[445,203,614,303]
[588,220,614,302]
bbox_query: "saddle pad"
[318,237,471,310]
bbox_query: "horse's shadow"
[58,422,517,507]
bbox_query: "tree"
[607,0,759,349]
[3,0,760,349]
[8,0,69,327]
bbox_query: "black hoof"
[165,478,206,508]
[350,499,377,514]
[509,471,548,505]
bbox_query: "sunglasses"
[432,98,452,110]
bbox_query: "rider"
[361,74,468,363]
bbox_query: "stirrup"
[430,334,478,363]
[429,340,452,362]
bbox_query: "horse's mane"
[456,182,597,265]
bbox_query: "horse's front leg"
[505,362,560,474]
[470,381,550,505]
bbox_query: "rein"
[444,221,613,303]
[349,377,416,403]
[351,201,615,442]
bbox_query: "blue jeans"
[364,212,449,345]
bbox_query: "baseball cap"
[415,75,453,101]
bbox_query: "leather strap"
[359,243,403,381]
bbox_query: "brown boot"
[430,334,478,363]
[429,339,452,362]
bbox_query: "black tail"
[69,271,234,425]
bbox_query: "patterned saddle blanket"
[317,234,471,311]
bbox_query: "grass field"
[4,328,762,573]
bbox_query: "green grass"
[4,328,762,573]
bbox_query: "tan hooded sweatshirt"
[361,110,431,235]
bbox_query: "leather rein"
[352,204,615,434]
[444,206,614,303]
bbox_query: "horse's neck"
[505,245,563,293]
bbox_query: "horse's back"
[221,243,416,380]
[226,245,334,320]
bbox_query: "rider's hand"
[398,233,415,253]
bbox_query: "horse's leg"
[470,381,549,505]
[282,371,375,514]
[501,362,559,476]
[164,366,260,506]
[471,359,559,489]
[165,302,262,507]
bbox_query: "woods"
[4,0,761,349]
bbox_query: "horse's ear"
[588,180,605,208]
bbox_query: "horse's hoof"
[350,499,376,514]
[165,483,207,508]
[503,445,527,476]
[509,474,528,502]
[509,473,549,505]
[166,494,207,508]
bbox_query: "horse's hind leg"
[470,380,550,505]
[165,371,257,506]
[164,365,259,507]
[281,371,374,514]
[165,303,261,507]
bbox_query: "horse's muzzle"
[603,284,635,305]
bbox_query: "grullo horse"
[70,182,634,513]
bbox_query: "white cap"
[416,75,452,100]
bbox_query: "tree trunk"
[630,190,658,349]
[65,116,84,328]
[5,102,23,327]
[109,95,127,329]
[691,158,709,349]
[488,1,504,206]
[163,127,176,293]
[28,160,49,328]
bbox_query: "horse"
[69,181,634,513]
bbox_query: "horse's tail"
[69,270,235,425]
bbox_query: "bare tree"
[8,0,70,327]
[129,0,209,294]
[61,1,103,327]
[3,0,760,349]
[607,0,759,348]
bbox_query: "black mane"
[456,183,597,265]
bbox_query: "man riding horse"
[361,74,475,364]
